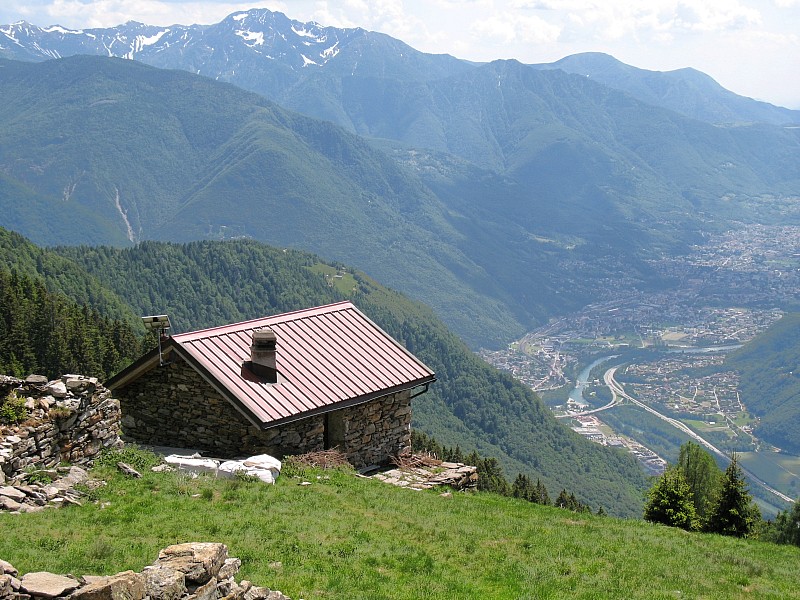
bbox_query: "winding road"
[601,367,793,504]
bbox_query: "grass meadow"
[1,459,799,599]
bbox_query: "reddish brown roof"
[108,302,435,428]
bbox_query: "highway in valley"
[602,367,794,505]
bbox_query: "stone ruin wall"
[0,375,122,484]
[116,357,412,468]
[1,542,290,600]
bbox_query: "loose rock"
[20,572,79,598]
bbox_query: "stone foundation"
[0,375,122,484]
[115,358,413,468]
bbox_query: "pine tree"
[477,457,509,495]
[676,442,722,523]
[512,473,534,501]
[772,498,800,547]
[643,467,699,531]
[535,478,550,506]
[705,454,760,538]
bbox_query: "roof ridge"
[172,300,354,341]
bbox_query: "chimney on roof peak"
[250,327,278,383]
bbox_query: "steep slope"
[0,227,650,515]
[728,313,800,454]
[535,52,800,126]
[0,55,529,346]
[317,60,800,205]
[0,228,139,324]
[3,53,799,348]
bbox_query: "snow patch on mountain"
[322,42,340,59]
[33,42,60,58]
[124,29,169,58]
[43,25,82,35]
[232,12,248,22]
[235,29,264,46]
[291,24,327,44]
[301,54,318,67]
[291,25,315,38]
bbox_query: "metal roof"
[108,301,435,429]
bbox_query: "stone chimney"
[250,328,278,383]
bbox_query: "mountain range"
[1,10,798,348]
[2,10,798,126]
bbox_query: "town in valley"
[481,224,800,510]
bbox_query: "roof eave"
[104,344,164,390]
[255,374,437,430]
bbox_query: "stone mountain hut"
[106,301,436,468]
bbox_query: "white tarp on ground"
[164,453,281,484]
[219,454,281,484]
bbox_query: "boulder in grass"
[142,565,186,600]
[155,543,228,585]
[0,560,17,577]
[164,455,220,476]
[218,455,281,484]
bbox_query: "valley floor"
[481,224,800,515]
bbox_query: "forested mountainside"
[728,313,800,455]
[2,55,799,352]
[0,228,649,515]
[0,268,142,379]
[0,55,531,347]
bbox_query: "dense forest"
[728,313,800,454]
[0,228,650,516]
[0,268,142,379]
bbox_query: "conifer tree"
[705,454,760,538]
[512,473,534,501]
[643,467,699,531]
[771,498,800,547]
[535,478,550,506]
[676,441,723,524]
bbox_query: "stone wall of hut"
[115,356,412,468]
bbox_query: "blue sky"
[1,0,798,109]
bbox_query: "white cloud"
[471,12,561,44]
[25,0,282,28]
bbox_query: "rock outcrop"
[0,543,289,600]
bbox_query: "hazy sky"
[1,0,798,109]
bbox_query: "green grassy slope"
[1,462,797,599]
